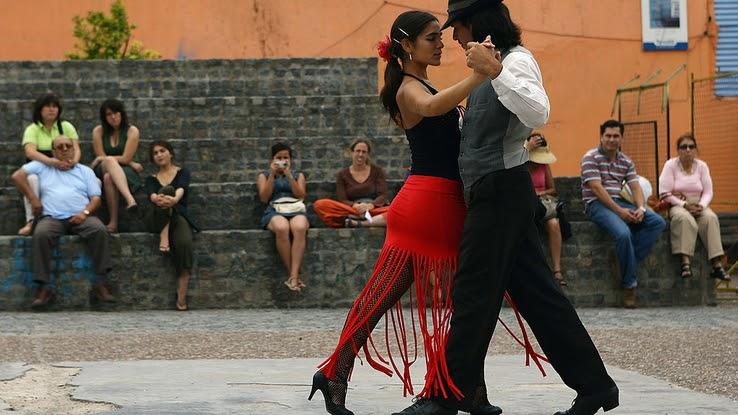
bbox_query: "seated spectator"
[257,143,309,292]
[581,119,666,308]
[11,135,114,309]
[658,133,729,281]
[526,132,569,285]
[17,93,81,236]
[314,138,390,228]
[145,140,199,311]
[90,99,143,233]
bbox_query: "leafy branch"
[66,0,160,60]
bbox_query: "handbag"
[271,196,306,215]
[539,195,559,221]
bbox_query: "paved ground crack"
[0,364,118,414]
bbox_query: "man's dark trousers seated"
[32,215,113,306]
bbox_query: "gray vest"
[458,46,534,200]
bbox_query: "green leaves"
[66,0,160,60]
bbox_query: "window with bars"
[715,0,738,95]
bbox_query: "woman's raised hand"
[269,161,281,176]
[526,136,543,150]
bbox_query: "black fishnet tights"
[327,255,414,406]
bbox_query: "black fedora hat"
[441,0,503,30]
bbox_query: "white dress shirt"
[490,50,550,129]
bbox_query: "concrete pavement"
[1,357,737,414]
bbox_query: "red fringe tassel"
[317,244,547,402]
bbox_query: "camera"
[276,160,288,169]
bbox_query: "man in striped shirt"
[581,119,666,308]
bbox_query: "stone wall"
[0,59,377,100]
[0,58,730,311]
[0,224,717,311]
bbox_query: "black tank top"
[402,73,462,181]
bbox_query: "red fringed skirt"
[318,175,466,399]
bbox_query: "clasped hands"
[353,202,374,215]
[90,156,143,173]
[618,206,645,224]
[153,194,177,208]
[465,35,503,79]
[685,202,703,217]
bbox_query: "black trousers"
[438,165,615,410]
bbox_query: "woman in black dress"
[145,140,199,311]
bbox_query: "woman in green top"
[18,93,81,235]
[90,99,143,233]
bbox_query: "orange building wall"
[0,1,726,188]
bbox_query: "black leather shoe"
[391,398,457,415]
[470,403,502,415]
[553,386,619,415]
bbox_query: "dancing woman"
[309,11,498,415]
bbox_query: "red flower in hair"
[376,35,393,63]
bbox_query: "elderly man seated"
[12,135,115,309]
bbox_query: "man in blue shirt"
[12,135,115,309]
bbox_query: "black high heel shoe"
[308,371,354,415]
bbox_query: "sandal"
[710,266,730,281]
[296,279,306,289]
[553,269,567,286]
[680,263,693,279]
[344,218,361,228]
[159,245,171,254]
[284,279,301,292]
[176,301,188,311]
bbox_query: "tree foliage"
[66,0,160,60]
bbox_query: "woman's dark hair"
[676,132,697,149]
[349,138,372,154]
[99,98,130,137]
[599,119,625,135]
[32,93,63,130]
[459,2,522,52]
[271,142,293,159]
[149,140,175,163]
[379,11,438,127]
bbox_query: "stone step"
[0,222,715,311]
[0,95,400,143]
[0,58,378,100]
[3,173,736,244]
[0,180,407,235]
[0,136,411,188]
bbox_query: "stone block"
[0,180,407,235]
[0,136,411,187]
[0,223,717,311]
[0,58,377,100]
[0,95,401,143]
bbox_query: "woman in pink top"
[526,133,565,285]
[658,133,729,280]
